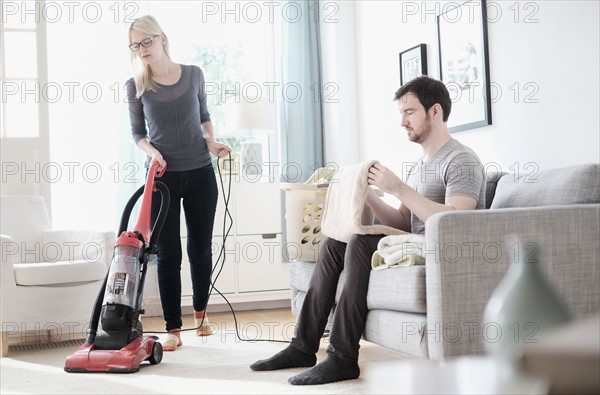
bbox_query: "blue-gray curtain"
[279,0,324,182]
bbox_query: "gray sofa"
[289,163,600,360]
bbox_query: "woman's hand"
[206,139,232,158]
[150,151,167,173]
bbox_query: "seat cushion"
[290,260,427,314]
[491,163,600,209]
[367,266,427,313]
[364,309,429,358]
[289,260,316,293]
[14,259,107,286]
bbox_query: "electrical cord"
[146,152,290,344]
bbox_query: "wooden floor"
[142,307,414,362]
[4,307,412,363]
[141,308,297,342]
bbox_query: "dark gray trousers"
[291,234,384,362]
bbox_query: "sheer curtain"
[278,0,325,182]
[46,3,133,231]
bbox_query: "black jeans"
[291,234,383,362]
[151,165,218,332]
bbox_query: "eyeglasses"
[129,35,160,52]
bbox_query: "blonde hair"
[128,15,170,98]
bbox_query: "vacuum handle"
[116,164,168,241]
[134,162,165,242]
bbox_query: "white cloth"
[320,160,407,243]
[371,234,426,270]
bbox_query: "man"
[250,76,486,385]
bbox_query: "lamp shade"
[226,97,275,131]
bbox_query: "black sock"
[250,345,316,371]
[288,354,360,385]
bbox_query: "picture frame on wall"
[437,0,492,132]
[399,44,428,86]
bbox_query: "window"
[150,1,278,174]
[1,1,51,201]
[1,1,44,137]
[3,0,280,230]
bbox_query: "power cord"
[146,152,290,344]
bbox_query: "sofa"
[289,163,600,360]
[0,195,115,356]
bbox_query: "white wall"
[327,0,599,175]
[320,1,361,168]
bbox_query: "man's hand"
[367,161,404,194]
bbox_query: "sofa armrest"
[1,234,18,324]
[1,234,17,283]
[425,204,600,361]
[41,230,115,268]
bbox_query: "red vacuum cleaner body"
[65,162,170,373]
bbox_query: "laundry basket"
[280,182,329,262]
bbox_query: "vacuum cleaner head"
[64,335,162,373]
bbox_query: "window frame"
[0,0,52,207]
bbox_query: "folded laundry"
[371,234,426,270]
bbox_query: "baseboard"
[142,297,291,317]
[188,298,291,314]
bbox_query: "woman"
[126,15,230,351]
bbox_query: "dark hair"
[393,76,452,122]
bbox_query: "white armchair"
[0,195,115,357]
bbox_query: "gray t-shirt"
[405,139,486,234]
[126,64,212,171]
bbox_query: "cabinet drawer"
[235,179,282,235]
[236,234,290,292]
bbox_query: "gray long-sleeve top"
[126,64,212,171]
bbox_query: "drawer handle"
[262,233,277,239]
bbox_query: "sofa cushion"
[42,230,112,262]
[484,171,506,209]
[289,260,317,293]
[0,195,51,263]
[290,260,348,300]
[364,310,428,359]
[289,260,427,314]
[367,266,427,313]
[14,259,107,286]
[490,163,600,209]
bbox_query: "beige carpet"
[0,329,413,394]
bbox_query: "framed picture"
[437,0,492,132]
[399,44,428,86]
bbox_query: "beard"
[407,114,432,144]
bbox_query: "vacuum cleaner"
[65,162,170,373]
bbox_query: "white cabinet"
[179,175,290,311]
[236,234,288,292]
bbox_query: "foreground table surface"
[367,356,549,395]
